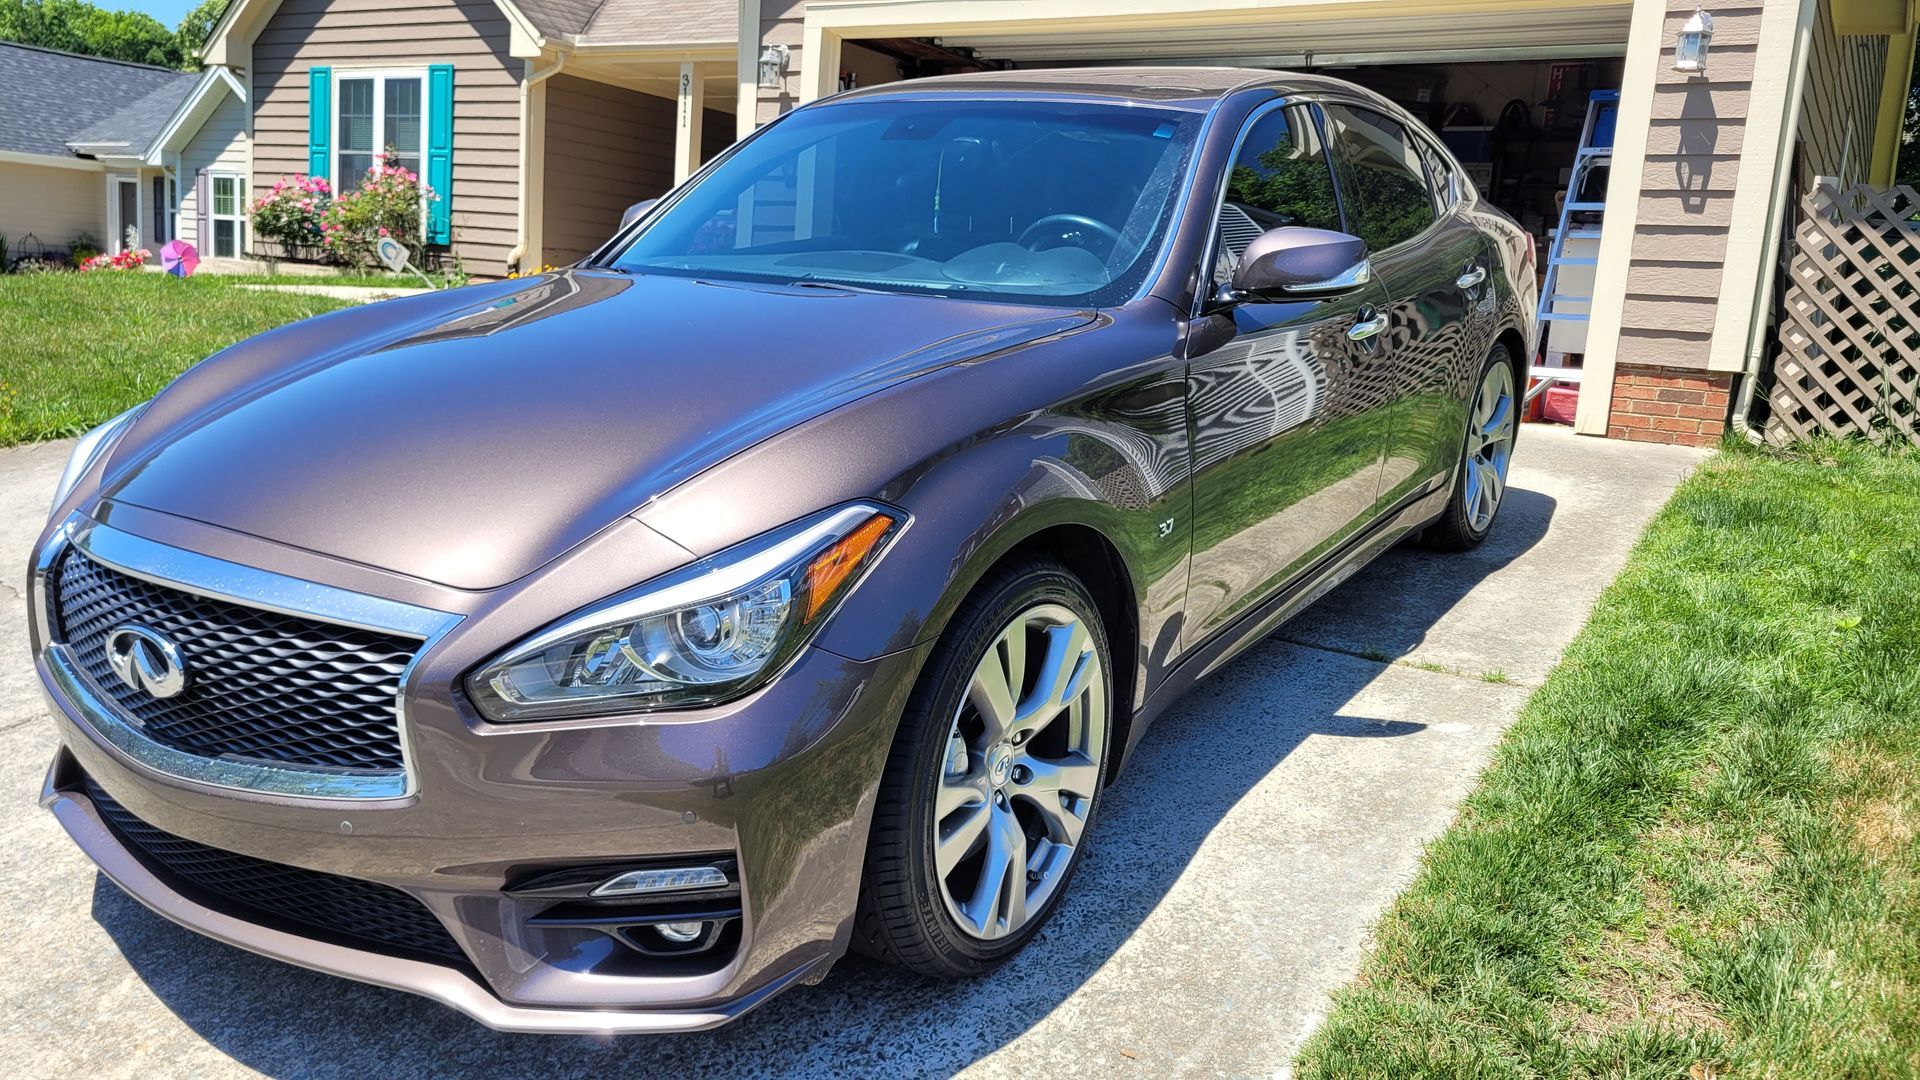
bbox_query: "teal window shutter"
[427,64,453,245]
[308,66,331,180]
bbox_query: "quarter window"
[1214,104,1341,285]
[1322,105,1437,252]
[335,71,426,193]
[1419,140,1458,211]
[210,173,246,258]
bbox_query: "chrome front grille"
[53,549,420,772]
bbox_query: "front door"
[1184,101,1396,642]
[1322,104,1485,511]
[113,179,139,254]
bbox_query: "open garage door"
[825,2,1634,371]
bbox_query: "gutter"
[507,51,567,273]
[1730,2,1818,443]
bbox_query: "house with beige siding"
[0,43,193,264]
[147,0,738,271]
[134,0,1918,447]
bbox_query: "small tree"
[173,0,227,69]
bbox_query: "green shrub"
[321,153,434,268]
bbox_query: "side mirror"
[1224,227,1371,303]
[620,198,660,230]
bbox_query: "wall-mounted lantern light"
[1673,8,1713,74]
[758,45,790,90]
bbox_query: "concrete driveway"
[0,426,1706,1078]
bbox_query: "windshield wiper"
[787,277,891,295]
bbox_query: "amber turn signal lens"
[801,513,894,621]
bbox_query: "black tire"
[1423,342,1519,552]
[853,558,1114,978]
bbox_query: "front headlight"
[466,503,903,721]
[49,404,144,516]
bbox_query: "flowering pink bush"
[252,175,333,259]
[79,248,150,272]
[321,154,436,268]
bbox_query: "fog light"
[656,921,705,943]
[589,865,728,898]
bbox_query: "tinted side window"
[1322,105,1436,251]
[1213,104,1341,285]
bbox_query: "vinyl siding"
[249,0,521,271]
[756,3,902,125]
[539,74,734,266]
[756,0,807,125]
[179,91,248,252]
[1797,0,1888,190]
[1614,2,1763,370]
[0,160,106,251]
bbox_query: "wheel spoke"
[934,800,990,878]
[968,627,1024,740]
[936,771,986,817]
[1018,752,1099,798]
[962,806,1028,937]
[1477,460,1505,508]
[1024,793,1088,848]
[1480,393,1512,442]
[1014,620,1091,740]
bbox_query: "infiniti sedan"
[32,68,1532,1032]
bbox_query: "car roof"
[827,66,1386,112]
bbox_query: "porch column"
[676,61,705,186]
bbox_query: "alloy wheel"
[1462,361,1516,533]
[933,603,1106,941]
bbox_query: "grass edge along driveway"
[0,273,352,446]
[1297,439,1920,1079]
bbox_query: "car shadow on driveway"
[89,490,1556,1078]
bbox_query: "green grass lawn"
[0,272,350,446]
[1297,439,1920,1078]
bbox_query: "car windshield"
[600,97,1204,307]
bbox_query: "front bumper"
[32,513,929,1033]
[41,753,825,1034]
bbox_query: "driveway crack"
[1276,636,1540,689]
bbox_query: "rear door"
[1321,104,1490,513]
[1183,100,1396,642]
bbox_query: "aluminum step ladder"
[1529,89,1618,405]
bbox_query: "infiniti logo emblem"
[104,624,189,700]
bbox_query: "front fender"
[633,303,1192,709]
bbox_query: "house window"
[210,172,246,258]
[335,70,427,193]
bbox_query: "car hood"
[101,270,1094,590]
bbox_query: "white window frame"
[330,67,431,193]
[209,171,247,258]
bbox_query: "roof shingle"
[0,42,193,158]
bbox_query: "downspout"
[1731,3,1818,443]
[507,51,566,273]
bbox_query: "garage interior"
[833,9,1631,412]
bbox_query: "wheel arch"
[966,521,1142,784]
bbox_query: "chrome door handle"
[1348,311,1388,341]
[1456,265,1488,290]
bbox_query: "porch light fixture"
[1673,8,1713,74]
[758,44,790,90]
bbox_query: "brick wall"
[1606,364,1733,447]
